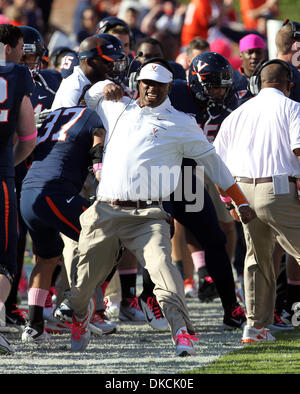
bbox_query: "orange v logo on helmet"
[152,65,157,71]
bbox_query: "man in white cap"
[55,58,256,356]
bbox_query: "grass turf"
[186,329,300,374]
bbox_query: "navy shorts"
[20,188,90,259]
[0,177,18,280]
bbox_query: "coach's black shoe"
[197,267,219,302]
[54,299,73,324]
[6,305,26,330]
[223,303,246,330]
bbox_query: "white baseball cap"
[137,62,173,83]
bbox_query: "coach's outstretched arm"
[195,149,257,224]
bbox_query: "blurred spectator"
[77,6,99,43]
[176,36,210,76]
[140,0,186,37]
[151,29,179,60]
[11,0,42,31]
[0,0,10,13]
[239,0,279,35]
[95,0,121,17]
[4,4,27,26]
[276,20,300,100]
[134,36,164,63]
[73,0,108,37]
[123,6,147,47]
[210,37,242,69]
[181,0,236,48]
[0,14,10,24]
[36,0,53,34]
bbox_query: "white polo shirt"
[51,66,91,110]
[214,88,300,178]
[85,84,236,201]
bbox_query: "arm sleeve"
[84,80,117,110]
[180,116,235,190]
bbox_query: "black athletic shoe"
[197,267,219,302]
[54,299,73,323]
[223,303,246,329]
[6,305,26,328]
[22,322,51,343]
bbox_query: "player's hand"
[103,83,124,101]
[229,208,240,222]
[238,205,257,224]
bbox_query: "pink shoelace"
[71,316,88,340]
[91,311,105,324]
[128,297,141,310]
[232,305,245,318]
[146,297,164,319]
[175,331,199,346]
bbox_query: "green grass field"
[187,329,300,374]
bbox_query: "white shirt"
[51,66,91,110]
[214,88,300,178]
[85,83,236,200]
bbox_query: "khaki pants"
[70,201,194,337]
[238,181,300,327]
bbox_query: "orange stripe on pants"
[2,181,9,252]
[45,196,80,234]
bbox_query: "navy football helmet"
[96,16,130,35]
[188,52,233,110]
[90,33,129,81]
[19,26,45,72]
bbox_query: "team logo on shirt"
[237,90,247,99]
[153,127,159,136]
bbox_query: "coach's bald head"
[260,63,293,97]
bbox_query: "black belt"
[103,200,161,208]
[235,176,296,184]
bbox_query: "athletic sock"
[141,268,155,299]
[286,283,300,314]
[173,260,184,279]
[119,269,137,300]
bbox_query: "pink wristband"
[18,129,37,141]
[219,194,232,203]
[93,163,102,173]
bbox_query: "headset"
[282,19,300,41]
[248,58,293,96]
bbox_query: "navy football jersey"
[31,69,62,114]
[169,79,238,143]
[0,63,34,177]
[232,68,253,106]
[15,69,62,189]
[22,106,103,194]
